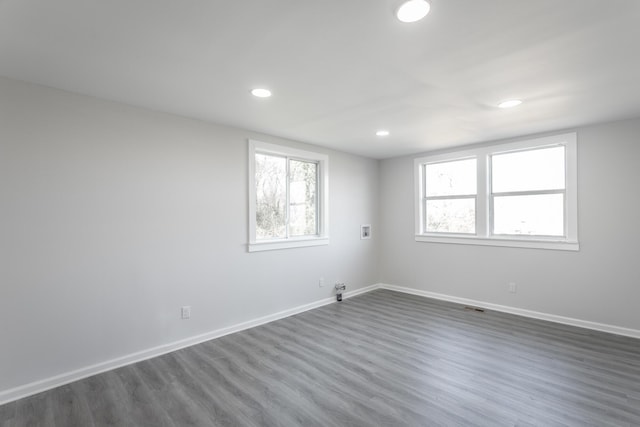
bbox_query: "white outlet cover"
[181,306,191,319]
[361,224,371,239]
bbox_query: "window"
[491,146,565,236]
[415,133,578,251]
[249,140,328,252]
[424,158,477,234]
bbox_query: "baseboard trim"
[5,282,637,405]
[0,284,378,406]
[378,284,640,340]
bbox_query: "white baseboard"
[4,282,637,406]
[0,284,378,406]
[378,283,640,340]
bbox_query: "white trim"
[3,282,639,405]
[414,132,579,251]
[248,237,329,252]
[248,139,329,252]
[0,284,377,406]
[248,140,327,162]
[564,134,579,240]
[377,284,640,339]
[414,235,579,251]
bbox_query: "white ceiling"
[1,0,639,159]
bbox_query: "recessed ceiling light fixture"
[376,130,390,137]
[498,99,522,109]
[251,88,272,98]
[396,0,431,23]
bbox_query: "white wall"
[0,77,379,395]
[379,118,640,332]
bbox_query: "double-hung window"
[248,140,329,252]
[491,145,566,237]
[415,133,578,251]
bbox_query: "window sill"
[248,237,329,252]
[415,235,579,251]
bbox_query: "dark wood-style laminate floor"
[2,289,640,426]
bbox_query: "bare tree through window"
[254,153,318,239]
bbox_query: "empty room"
[1,0,640,426]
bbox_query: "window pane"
[492,146,565,193]
[425,158,476,197]
[289,159,318,236]
[255,153,286,239]
[493,194,564,236]
[426,198,476,234]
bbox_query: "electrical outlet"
[319,277,325,287]
[508,282,517,294]
[181,306,191,319]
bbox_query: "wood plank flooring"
[2,289,640,426]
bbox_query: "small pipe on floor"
[335,283,346,302]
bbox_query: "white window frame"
[415,133,579,251]
[248,139,329,252]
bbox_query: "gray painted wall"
[0,77,379,393]
[379,118,640,331]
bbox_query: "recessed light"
[498,99,522,109]
[376,130,390,137]
[396,0,431,23]
[251,88,272,98]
